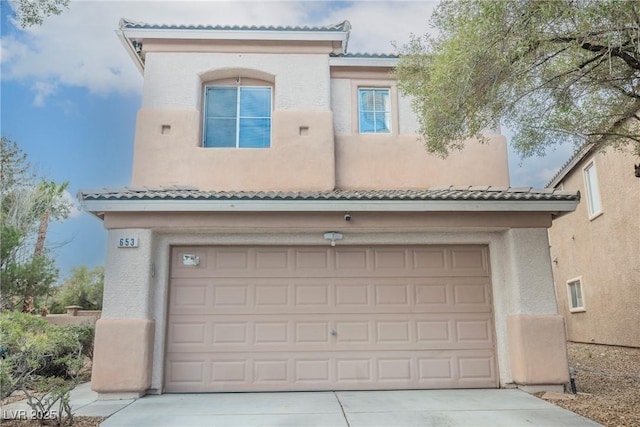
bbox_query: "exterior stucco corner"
[507,314,570,386]
[91,318,155,395]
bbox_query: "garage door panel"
[165,350,495,392]
[458,354,497,385]
[295,360,331,382]
[450,247,489,275]
[294,284,329,306]
[170,246,489,279]
[167,245,497,392]
[171,277,491,315]
[167,313,494,353]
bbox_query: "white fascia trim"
[329,57,398,67]
[122,28,348,43]
[116,30,145,75]
[80,199,578,214]
[547,144,594,188]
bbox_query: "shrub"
[0,312,93,399]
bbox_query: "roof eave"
[116,29,145,75]
[547,144,595,188]
[80,198,579,219]
[329,57,398,67]
[119,26,351,71]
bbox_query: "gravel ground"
[542,342,640,427]
[0,416,104,427]
[3,342,638,426]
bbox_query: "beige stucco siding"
[92,211,569,396]
[133,54,510,191]
[330,77,418,135]
[549,146,640,347]
[336,135,509,189]
[142,52,331,111]
[131,109,336,191]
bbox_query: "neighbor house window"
[583,161,602,218]
[358,88,391,134]
[567,277,585,312]
[203,85,271,148]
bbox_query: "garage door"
[166,245,497,392]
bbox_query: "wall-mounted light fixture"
[183,254,200,266]
[132,40,142,54]
[323,232,344,247]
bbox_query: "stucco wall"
[142,52,331,111]
[102,228,157,319]
[131,109,336,191]
[93,212,566,394]
[330,77,418,135]
[132,51,510,191]
[335,134,509,189]
[549,146,640,347]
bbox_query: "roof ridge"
[118,18,351,33]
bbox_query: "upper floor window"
[583,161,602,218]
[358,88,391,134]
[203,85,272,148]
[567,277,585,312]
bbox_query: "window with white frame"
[583,161,602,217]
[567,277,585,312]
[203,85,272,148]
[358,88,391,134]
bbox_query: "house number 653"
[117,237,139,248]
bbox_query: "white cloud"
[1,1,438,102]
[61,189,82,219]
[31,80,58,106]
[0,0,574,187]
[322,2,437,53]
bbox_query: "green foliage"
[72,324,96,359]
[0,224,23,268]
[0,137,32,196]
[0,312,93,400]
[49,266,104,314]
[1,137,73,312]
[1,255,59,311]
[395,0,640,158]
[13,0,70,28]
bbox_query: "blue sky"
[1,1,574,282]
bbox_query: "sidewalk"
[1,383,132,420]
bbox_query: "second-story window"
[583,161,602,218]
[358,88,391,134]
[204,85,272,148]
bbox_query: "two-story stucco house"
[78,19,580,398]
[548,144,640,348]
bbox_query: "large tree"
[11,0,70,28]
[395,0,640,159]
[49,266,104,314]
[0,137,71,312]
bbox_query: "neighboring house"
[78,19,580,399]
[547,144,640,348]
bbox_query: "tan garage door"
[166,245,497,392]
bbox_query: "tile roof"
[119,19,351,33]
[330,53,398,59]
[79,186,579,202]
[546,143,594,188]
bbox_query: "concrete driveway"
[100,389,601,427]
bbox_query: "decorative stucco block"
[507,314,570,385]
[91,318,154,393]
